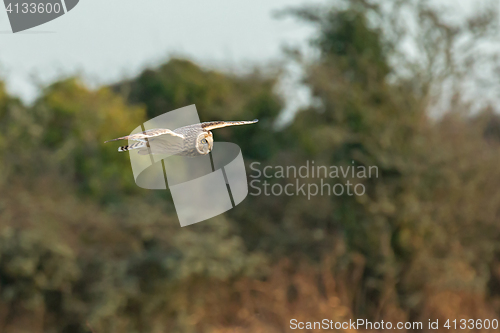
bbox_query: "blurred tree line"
[1,0,500,332]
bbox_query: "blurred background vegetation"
[1,0,500,332]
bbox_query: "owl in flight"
[105,119,258,156]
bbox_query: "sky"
[0,0,496,122]
[0,0,319,103]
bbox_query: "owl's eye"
[202,139,208,144]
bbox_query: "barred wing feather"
[104,129,184,143]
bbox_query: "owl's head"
[196,131,214,155]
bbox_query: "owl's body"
[105,120,258,156]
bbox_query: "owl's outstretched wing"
[105,129,185,143]
[200,119,258,131]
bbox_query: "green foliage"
[0,0,499,331]
[28,78,146,201]
[114,58,281,121]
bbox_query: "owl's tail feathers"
[118,142,146,152]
